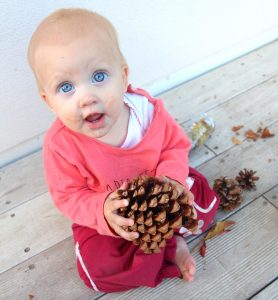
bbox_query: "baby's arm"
[156,107,192,190]
[44,146,128,237]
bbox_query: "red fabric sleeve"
[44,146,116,236]
[155,108,191,188]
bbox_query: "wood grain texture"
[0,151,46,214]
[161,41,278,124]
[189,145,216,168]
[264,185,278,208]
[204,76,278,154]
[251,279,278,300]
[0,192,71,273]
[0,237,102,300]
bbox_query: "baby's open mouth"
[85,113,104,123]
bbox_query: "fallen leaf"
[232,125,244,132]
[205,220,235,241]
[28,294,35,300]
[245,129,259,141]
[261,127,275,138]
[231,136,242,145]
[200,240,207,257]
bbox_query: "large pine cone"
[117,176,198,254]
[213,177,243,211]
[236,168,259,191]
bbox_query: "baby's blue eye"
[59,82,74,93]
[92,71,108,83]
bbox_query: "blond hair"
[28,8,126,77]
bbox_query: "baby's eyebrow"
[87,59,113,70]
[52,72,71,81]
[49,73,71,86]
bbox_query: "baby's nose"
[79,94,98,107]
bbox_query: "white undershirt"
[121,93,154,148]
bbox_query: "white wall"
[0,0,277,167]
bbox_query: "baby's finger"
[119,181,128,190]
[179,190,194,205]
[187,191,194,206]
[109,199,129,211]
[114,181,129,198]
[112,213,134,227]
[182,190,194,205]
[115,226,139,241]
[174,184,184,197]
[155,175,168,183]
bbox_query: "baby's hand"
[156,175,194,205]
[104,182,139,241]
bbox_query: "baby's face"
[36,34,128,140]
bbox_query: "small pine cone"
[236,169,259,191]
[213,176,243,211]
[117,176,197,254]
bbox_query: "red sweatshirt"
[43,86,191,236]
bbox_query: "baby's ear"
[40,92,54,112]
[122,64,129,90]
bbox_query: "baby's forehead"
[31,25,115,74]
[38,17,113,46]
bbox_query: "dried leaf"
[232,125,244,132]
[261,127,275,138]
[205,220,235,241]
[245,129,259,141]
[200,240,207,257]
[231,136,242,145]
[28,295,35,300]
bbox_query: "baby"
[28,8,219,293]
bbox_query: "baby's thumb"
[119,181,128,190]
[155,175,167,183]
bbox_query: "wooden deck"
[1,40,278,300]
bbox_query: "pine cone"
[236,169,259,191]
[117,176,198,254]
[213,177,243,211]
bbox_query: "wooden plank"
[161,40,278,123]
[251,279,278,300]
[0,151,46,214]
[264,185,278,208]
[0,237,103,300]
[189,145,215,168]
[0,192,71,273]
[99,196,278,300]
[204,76,278,154]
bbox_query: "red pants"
[72,167,219,292]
